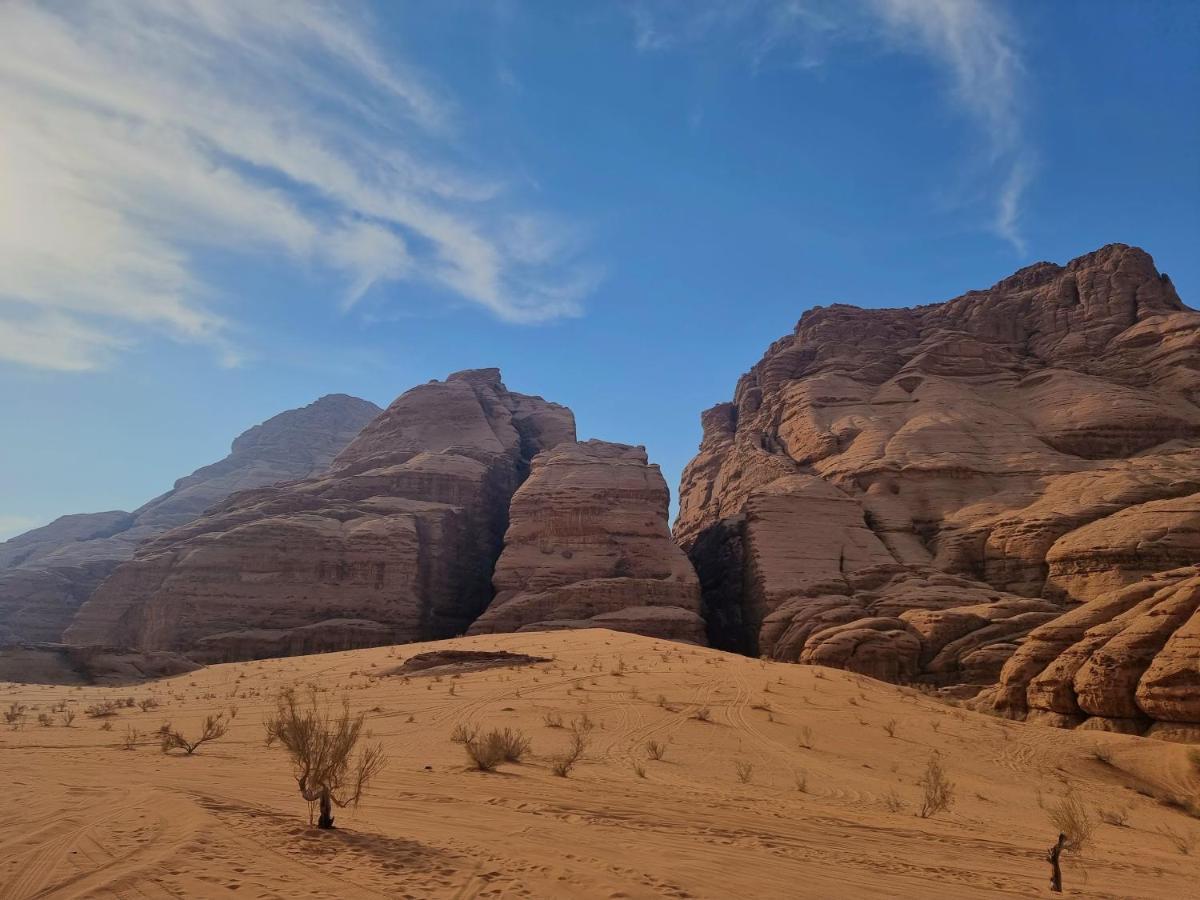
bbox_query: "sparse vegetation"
[797,725,814,749]
[1098,805,1129,827]
[793,769,808,793]
[450,722,478,744]
[37,712,53,727]
[1047,789,1093,853]
[120,725,141,750]
[159,714,229,755]
[264,688,386,829]
[137,697,159,712]
[882,789,906,812]
[86,700,121,718]
[883,718,898,738]
[692,706,711,722]
[464,727,530,771]
[550,716,593,777]
[734,759,754,784]
[61,708,76,727]
[917,754,955,818]
[646,739,667,761]
[4,702,26,728]
[542,711,563,728]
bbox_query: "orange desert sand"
[1,630,1197,899]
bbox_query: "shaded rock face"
[0,394,381,643]
[65,370,576,662]
[470,440,705,643]
[676,244,1200,729]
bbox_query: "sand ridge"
[1,629,1196,898]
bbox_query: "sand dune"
[1,629,1196,898]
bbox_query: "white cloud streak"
[0,1,593,372]
[626,0,1033,251]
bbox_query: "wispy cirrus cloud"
[0,1,594,372]
[625,0,1033,252]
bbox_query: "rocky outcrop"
[65,370,575,662]
[0,394,381,643]
[676,244,1200,732]
[470,440,704,642]
[977,566,1200,739]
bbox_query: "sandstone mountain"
[676,244,1199,736]
[0,393,381,644]
[470,440,704,642]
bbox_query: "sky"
[1,0,1198,540]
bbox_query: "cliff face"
[0,394,381,643]
[470,440,705,642]
[65,370,577,661]
[676,244,1200,734]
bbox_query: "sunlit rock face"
[65,370,576,662]
[470,439,704,643]
[676,244,1200,735]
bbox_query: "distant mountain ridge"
[0,393,382,643]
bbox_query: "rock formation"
[470,440,705,642]
[676,244,1200,734]
[65,370,576,661]
[0,394,380,643]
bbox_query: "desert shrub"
[646,739,667,761]
[551,716,593,777]
[137,698,159,712]
[1047,789,1093,853]
[37,712,53,727]
[100,721,113,731]
[86,700,121,718]
[464,732,505,772]
[632,761,647,778]
[692,706,711,723]
[4,702,26,728]
[120,725,141,750]
[122,697,136,708]
[883,719,898,738]
[797,725,814,749]
[542,711,563,728]
[917,754,955,818]
[793,769,808,793]
[264,688,386,829]
[61,708,76,727]
[450,722,478,744]
[734,759,754,784]
[1098,805,1129,827]
[160,715,229,755]
[883,789,906,812]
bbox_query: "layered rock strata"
[470,440,705,642]
[676,244,1200,732]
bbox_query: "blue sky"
[1,0,1197,539]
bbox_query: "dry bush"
[137,698,159,712]
[646,739,667,761]
[883,789,906,813]
[450,722,478,744]
[734,759,754,784]
[464,728,530,771]
[917,754,955,818]
[61,708,76,727]
[797,725,814,749]
[120,725,141,750]
[793,769,808,793]
[37,712,53,727]
[1047,789,1094,853]
[264,688,386,829]
[883,719,898,738]
[160,714,229,755]
[1099,805,1130,827]
[4,702,26,728]
[1158,824,1196,855]
[86,700,121,718]
[632,761,647,778]
[100,721,113,731]
[692,706,712,723]
[542,711,563,728]
[551,716,593,777]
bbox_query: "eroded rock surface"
[676,244,1200,732]
[0,394,380,643]
[65,370,575,662]
[471,440,705,642]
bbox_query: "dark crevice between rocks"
[687,517,757,656]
